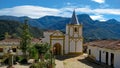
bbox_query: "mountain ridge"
[0,14,120,41]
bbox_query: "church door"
[53,43,61,55]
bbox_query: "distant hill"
[0,14,120,41]
[0,20,43,40]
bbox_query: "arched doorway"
[53,43,61,55]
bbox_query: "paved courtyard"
[0,54,111,68]
[55,54,112,68]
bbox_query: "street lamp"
[7,48,15,67]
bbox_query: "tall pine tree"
[20,19,32,59]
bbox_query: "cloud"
[90,15,106,21]
[0,5,61,18]
[92,0,105,4]
[76,7,120,15]
[0,5,120,21]
[94,9,120,15]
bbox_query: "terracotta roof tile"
[0,38,41,44]
[44,30,55,32]
[85,40,120,50]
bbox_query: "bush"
[3,56,18,65]
[30,63,40,68]
[30,61,47,68]
[15,56,21,62]
[19,58,28,64]
[3,58,9,65]
[44,51,51,60]
[28,46,39,60]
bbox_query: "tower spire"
[69,10,79,25]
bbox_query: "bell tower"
[66,10,83,54]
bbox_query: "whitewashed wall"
[70,27,73,36]
[65,35,68,54]
[66,25,69,34]
[76,40,83,52]
[79,26,82,36]
[87,46,99,60]
[42,32,53,43]
[70,40,75,52]
[87,46,120,68]
[114,51,120,68]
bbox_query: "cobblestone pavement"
[55,54,111,68]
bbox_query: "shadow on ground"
[78,57,113,68]
[55,55,80,60]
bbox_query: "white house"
[87,40,120,68]
[0,38,41,57]
[42,10,83,55]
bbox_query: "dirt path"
[63,54,92,68]
[55,54,110,68]
[55,60,64,68]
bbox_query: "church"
[42,10,83,55]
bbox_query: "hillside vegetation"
[0,20,43,40]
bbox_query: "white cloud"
[92,0,105,4]
[76,7,120,15]
[0,5,61,18]
[94,9,120,15]
[0,5,120,21]
[90,15,106,21]
[77,7,92,13]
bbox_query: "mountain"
[36,16,68,29]
[0,20,43,40]
[0,16,44,28]
[0,14,120,41]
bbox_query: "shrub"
[20,58,28,64]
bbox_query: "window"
[12,48,16,52]
[0,48,3,52]
[74,27,78,32]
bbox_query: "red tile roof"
[0,38,41,44]
[85,40,120,50]
[44,30,56,32]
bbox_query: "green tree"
[4,32,11,39]
[20,19,32,59]
[28,45,38,60]
[11,33,18,38]
[34,43,51,60]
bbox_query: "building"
[0,38,41,57]
[42,10,83,55]
[87,40,120,68]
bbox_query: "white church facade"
[42,11,83,55]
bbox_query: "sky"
[0,0,120,21]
